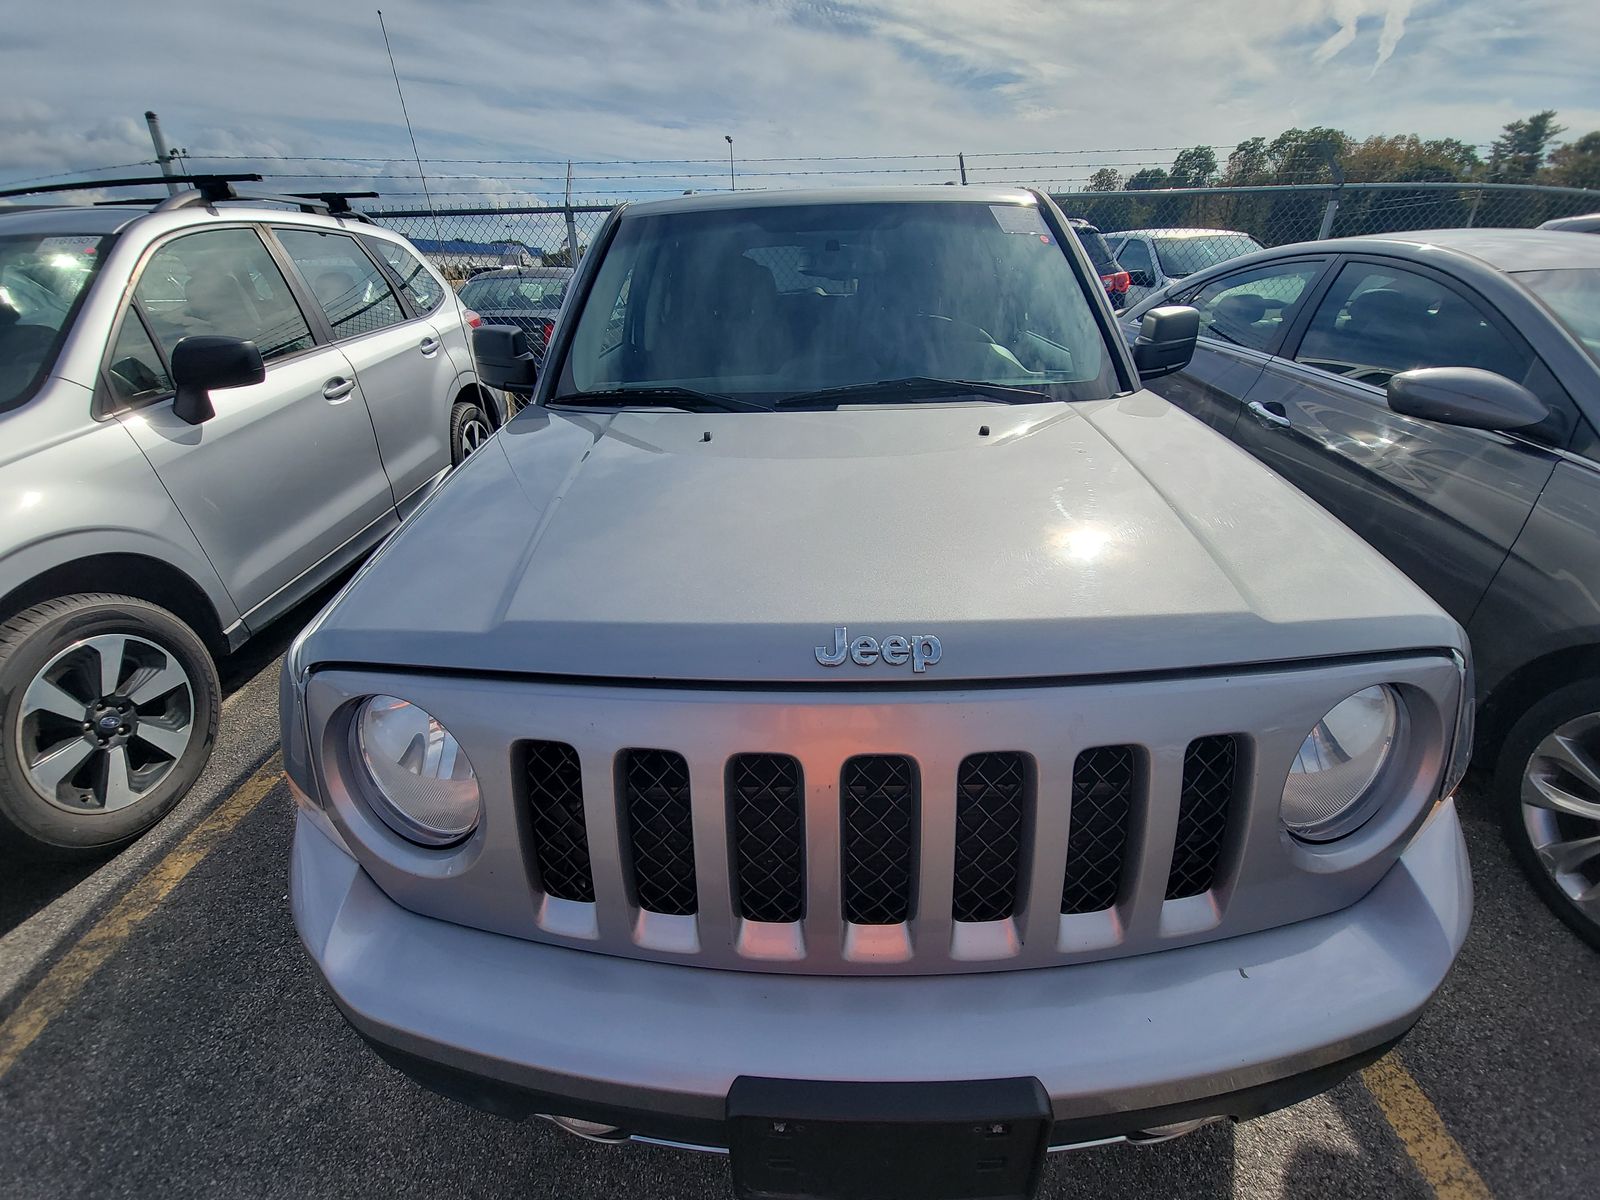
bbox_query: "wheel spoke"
[87,634,128,698]
[135,721,191,760]
[23,675,88,722]
[1542,732,1600,797]
[29,738,96,792]
[1524,775,1600,823]
[1540,834,1600,876]
[99,745,137,811]
[128,660,188,706]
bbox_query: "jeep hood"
[301,397,1461,683]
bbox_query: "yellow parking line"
[1362,1055,1493,1199]
[0,753,284,1080]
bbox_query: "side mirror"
[1127,270,1155,288]
[170,336,264,425]
[1386,367,1549,431]
[1131,305,1200,381]
[473,324,539,395]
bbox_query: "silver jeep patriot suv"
[283,188,1473,1200]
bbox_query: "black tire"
[1492,679,1600,950]
[450,399,492,466]
[0,594,220,860]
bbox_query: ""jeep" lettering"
[814,627,941,672]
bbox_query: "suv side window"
[105,311,172,406]
[363,237,445,313]
[136,228,314,361]
[1183,261,1323,352]
[1295,261,1534,389]
[275,229,407,339]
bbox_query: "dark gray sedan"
[458,266,574,359]
[1125,228,1600,947]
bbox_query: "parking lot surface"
[1,638,1597,1200]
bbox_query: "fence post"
[1465,189,1484,228]
[958,153,967,185]
[1317,186,1342,239]
[564,160,580,265]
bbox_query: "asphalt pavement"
[1,632,1597,1200]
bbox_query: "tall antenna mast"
[376,9,439,237]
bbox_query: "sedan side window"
[1295,262,1532,389]
[275,229,407,339]
[1118,238,1153,280]
[105,310,172,406]
[1186,262,1323,352]
[136,228,314,362]
[363,237,445,313]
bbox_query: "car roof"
[1358,227,1600,272]
[472,266,573,277]
[1540,212,1600,233]
[625,185,1038,216]
[0,204,141,236]
[1108,227,1255,239]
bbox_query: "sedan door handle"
[1247,399,1291,428]
[419,336,439,355]
[322,377,355,402]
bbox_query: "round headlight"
[354,695,480,846]
[1282,685,1399,842]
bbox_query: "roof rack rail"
[156,179,377,222]
[0,173,262,201]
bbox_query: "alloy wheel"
[1521,711,1600,926]
[16,633,196,814]
[460,416,491,456]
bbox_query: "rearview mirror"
[1131,305,1200,381]
[170,335,265,425]
[1386,367,1548,431]
[473,324,539,395]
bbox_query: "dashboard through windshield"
[555,200,1120,407]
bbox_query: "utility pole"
[725,135,736,191]
[144,111,179,195]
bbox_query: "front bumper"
[291,798,1470,1149]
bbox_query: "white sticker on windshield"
[989,205,1051,240]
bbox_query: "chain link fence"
[362,182,1598,290]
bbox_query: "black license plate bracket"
[727,1076,1051,1200]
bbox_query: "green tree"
[1168,146,1218,188]
[1123,167,1169,191]
[1085,167,1122,192]
[1266,126,1349,183]
[1489,110,1564,180]
[1222,137,1270,185]
[1546,131,1600,190]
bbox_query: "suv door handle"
[419,336,439,355]
[322,377,355,402]
[1247,399,1291,428]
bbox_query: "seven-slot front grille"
[622,749,698,915]
[729,754,806,923]
[518,736,1244,944]
[522,740,594,902]
[952,753,1029,922]
[1061,745,1138,915]
[1166,735,1240,900]
[841,755,918,925]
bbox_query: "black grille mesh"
[1166,735,1239,900]
[729,754,806,923]
[523,740,594,902]
[952,753,1028,922]
[841,756,917,925]
[1061,746,1138,915]
[623,749,698,915]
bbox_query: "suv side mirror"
[473,325,539,395]
[1386,367,1549,431]
[170,335,265,425]
[1127,269,1155,288]
[1131,305,1200,381]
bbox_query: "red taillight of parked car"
[537,318,555,346]
[1101,270,1130,295]
[464,309,483,328]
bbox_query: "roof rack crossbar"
[156,180,377,222]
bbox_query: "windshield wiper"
[548,386,768,413]
[774,377,1050,409]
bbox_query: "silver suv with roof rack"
[0,174,496,857]
[283,186,1475,1200]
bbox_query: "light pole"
[725,135,735,191]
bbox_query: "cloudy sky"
[4,0,1599,202]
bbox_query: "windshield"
[0,232,108,410]
[461,273,570,310]
[556,201,1117,406]
[1517,268,1600,360]
[1153,234,1262,279]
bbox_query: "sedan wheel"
[1520,713,1600,928]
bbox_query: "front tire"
[450,399,492,466]
[0,594,220,859]
[1493,680,1600,950]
